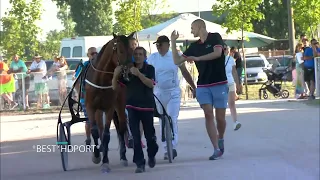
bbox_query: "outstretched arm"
[171,39,187,65]
[179,63,196,90]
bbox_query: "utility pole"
[241,0,248,100]
[198,0,200,17]
[287,0,295,55]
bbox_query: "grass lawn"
[239,81,295,100]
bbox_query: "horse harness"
[84,39,126,90]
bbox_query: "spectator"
[8,54,30,108]
[230,46,243,97]
[303,39,320,100]
[45,56,68,105]
[0,56,18,109]
[300,34,309,51]
[224,45,241,130]
[294,43,308,99]
[28,54,50,109]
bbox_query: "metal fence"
[0,70,76,111]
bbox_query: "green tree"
[114,0,143,34]
[53,0,113,36]
[37,30,69,59]
[0,0,42,60]
[57,4,76,37]
[252,0,288,39]
[212,0,264,100]
[292,0,320,39]
[140,0,174,29]
[212,0,264,33]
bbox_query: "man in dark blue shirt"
[171,19,227,160]
[303,39,320,100]
[112,47,158,173]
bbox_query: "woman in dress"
[294,43,308,99]
[46,56,68,105]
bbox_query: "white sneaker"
[234,121,241,131]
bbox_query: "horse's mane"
[96,41,110,61]
[95,35,130,62]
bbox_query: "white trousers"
[154,88,181,153]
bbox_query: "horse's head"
[110,32,135,67]
[94,32,135,81]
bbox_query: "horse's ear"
[128,32,136,38]
[113,32,117,38]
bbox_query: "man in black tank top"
[171,19,227,160]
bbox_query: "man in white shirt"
[27,54,50,109]
[147,35,196,160]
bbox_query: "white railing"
[315,57,320,97]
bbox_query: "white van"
[59,36,114,60]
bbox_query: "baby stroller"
[259,68,290,99]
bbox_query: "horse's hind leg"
[86,107,101,164]
[100,110,113,173]
[113,111,128,167]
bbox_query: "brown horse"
[84,32,135,173]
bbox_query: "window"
[72,46,82,57]
[61,47,71,58]
[246,59,265,68]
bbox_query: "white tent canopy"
[137,13,237,42]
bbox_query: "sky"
[0,0,214,40]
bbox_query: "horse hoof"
[92,151,101,164]
[120,159,128,167]
[101,163,111,173]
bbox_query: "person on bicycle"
[112,47,158,173]
[74,47,97,145]
[146,35,196,160]
[171,19,228,160]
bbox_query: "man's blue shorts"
[195,84,228,108]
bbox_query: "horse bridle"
[89,39,122,74]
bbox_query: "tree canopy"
[53,0,113,36]
[0,0,42,60]
[212,0,264,33]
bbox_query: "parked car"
[245,54,268,62]
[23,58,82,105]
[267,55,294,81]
[244,57,272,84]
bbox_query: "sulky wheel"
[58,123,69,171]
[281,90,290,99]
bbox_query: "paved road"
[1,100,319,180]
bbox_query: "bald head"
[191,19,207,38]
[192,19,206,29]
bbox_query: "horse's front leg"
[100,109,113,173]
